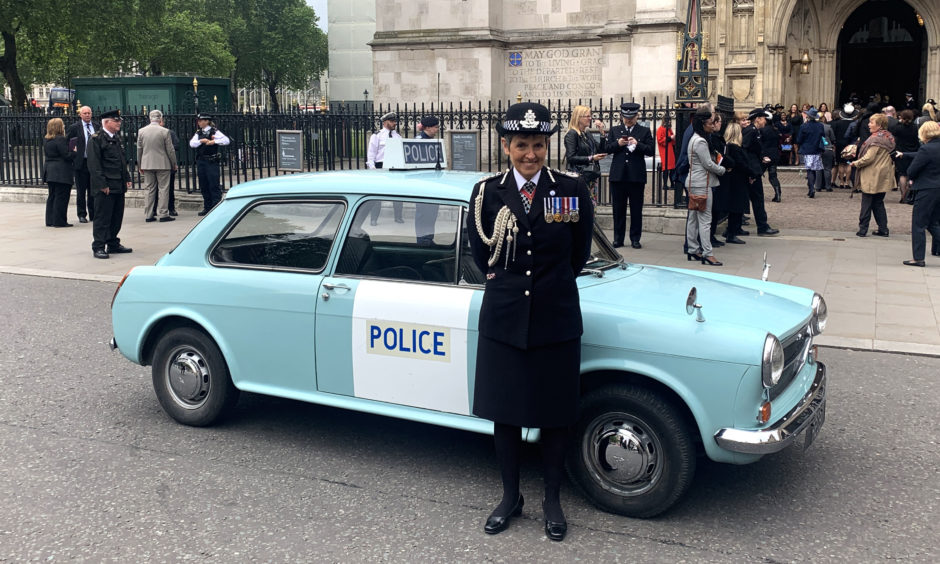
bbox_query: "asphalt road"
[0,273,937,563]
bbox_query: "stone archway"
[765,0,940,107]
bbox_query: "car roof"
[225,169,490,202]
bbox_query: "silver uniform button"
[527,231,532,236]
[524,290,530,296]
[527,250,532,255]
[526,270,531,276]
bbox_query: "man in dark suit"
[66,106,97,223]
[761,110,783,202]
[606,102,654,248]
[742,108,780,236]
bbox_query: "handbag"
[688,193,708,211]
[841,143,857,160]
[819,135,831,152]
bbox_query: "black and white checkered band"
[501,120,555,132]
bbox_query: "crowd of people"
[40,107,229,258]
[558,95,940,268]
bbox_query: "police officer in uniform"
[742,108,780,236]
[606,102,654,249]
[87,109,132,259]
[415,116,441,244]
[416,115,439,139]
[468,102,593,542]
[189,113,230,216]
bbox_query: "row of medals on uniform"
[543,196,580,223]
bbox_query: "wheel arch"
[580,369,704,451]
[141,315,221,367]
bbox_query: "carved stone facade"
[369,0,940,108]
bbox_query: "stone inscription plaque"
[506,47,603,100]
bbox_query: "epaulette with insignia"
[476,171,502,185]
[553,168,580,179]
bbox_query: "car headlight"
[762,334,784,387]
[811,293,828,335]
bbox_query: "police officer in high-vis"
[87,109,132,259]
[468,102,593,542]
[189,113,230,216]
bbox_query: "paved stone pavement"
[1,180,937,356]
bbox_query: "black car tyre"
[568,384,695,518]
[151,327,239,427]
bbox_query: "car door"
[206,198,346,393]
[316,197,483,416]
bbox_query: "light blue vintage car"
[110,169,827,518]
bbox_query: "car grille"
[769,323,812,401]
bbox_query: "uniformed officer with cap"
[742,108,780,235]
[87,109,132,259]
[606,102,654,248]
[468,102,593,542]
[189,113,230,216]
[416,115,440,139]
[366,112,403,224]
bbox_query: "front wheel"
[151,327,239,426]
[567,384,695,518]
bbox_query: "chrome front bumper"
[714,361,827,454]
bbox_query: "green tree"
[134,0,234,77]
[237,0,327,112]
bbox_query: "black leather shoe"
[544,519,567,542]
[78,217,89,223]
[145,217,157,222]
[856,230,867,237]
[159,216,176,222]
[710,238,725,247]
[169,210,178,217]
[903,260,926,267]
[197,209,210,216]
[931,250,940,257]
[757,228,780,236]
[612,242,623,248]
[631,241,642,249]
[484,496,524,535]
[107,244,133,254]
[872,229,889,237]
[725,236,746,244]
[737,229,750,236]
[54,223,74,228]
[93,250,109,259]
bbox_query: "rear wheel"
[151,327,239,426]
[568,384,695,518]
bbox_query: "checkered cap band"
[501,120,555,132]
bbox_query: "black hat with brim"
[100,109,122,121]
[197,113,213,121]
[381,112,398,122]
[620,102,640,117]
[420,116,439,128]
[748,108,772,121]
[495,102,559,136]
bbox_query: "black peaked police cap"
[100,109,122,121]
[496,102,559,137]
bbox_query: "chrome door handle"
[322,282,350,291]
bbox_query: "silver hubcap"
[165,346,210,409]
[583,413,664,497]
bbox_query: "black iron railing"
[0,98,693,206]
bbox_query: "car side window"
[335,199,462,283]
[210,200,345,271]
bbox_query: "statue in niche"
[683,43,700,71]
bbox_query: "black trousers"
[765,163,781,192]
[610,180,645,244]
[74,165,93,220]
[92,187,125,252]
[45,182,71,226]
[747,177,770,231]
[197,159,222,211]
[911,190,940,260]
[157,168,177,213]
[858,192,888,233]
[726,212,743,238]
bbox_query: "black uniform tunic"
[467,166,593,427]
[87,129,131,252]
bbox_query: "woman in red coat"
[657,117,677,193]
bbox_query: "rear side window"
[211,200,345,271]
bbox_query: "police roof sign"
[382,138,447,169]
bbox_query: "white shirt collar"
[102,128,115,138]
[512,167,541,191]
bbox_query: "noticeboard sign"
[447,131,480,171]
[383,138,447,169]
[276,130,303,171]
